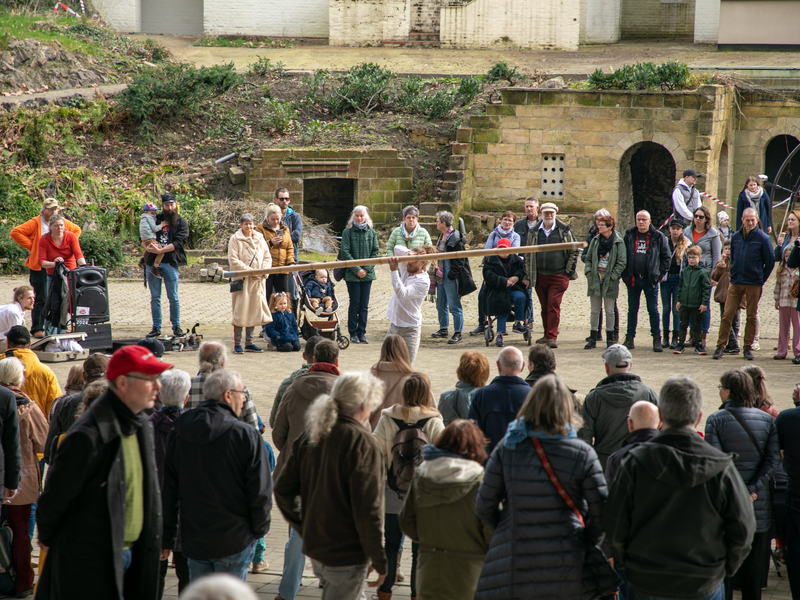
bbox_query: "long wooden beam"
[223,241,587,278]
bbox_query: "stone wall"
[204,0,329,37]
[620,0,696,39]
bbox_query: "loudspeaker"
[69,266,109,324]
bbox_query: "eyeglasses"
[694,215,706,220]
[125,374,161,383]
[227,389,246,397]
[718,384,724,389]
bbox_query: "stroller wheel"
[337,335,350,349]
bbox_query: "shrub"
[303,69,330,104]
[299,120,335,145]
[411,91,457,120]
[456,76,483,105]
[19,115,52,167]
[486,62,525,86]
[79,230,125,269]
[0,225,28,274]
[396,75,426,110]
[175,192,215,248]
[327,63,395,117]
[338,121,360,142]
[587,62,692,91]
[262,99,298,134]
[0,171,39,226]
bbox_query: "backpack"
[387,417,431,499]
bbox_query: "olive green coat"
[399,456,492,600]
[584,230,627,298]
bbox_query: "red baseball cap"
[106,345,173,381]
[497,238,512,249]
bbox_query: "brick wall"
[205,0,329,37]
[94,0,141,32]
[621,0,695,39]
[410,0,446,34]
[693,0,719,43]
[329,0,410,45]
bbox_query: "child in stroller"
[306,269,335,315]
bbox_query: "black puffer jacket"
[704,400,780,532]
[482,255,527,317]
[475,434,609,600]
[621,224,670,287]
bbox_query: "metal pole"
[223,241,587,278]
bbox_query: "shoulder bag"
[532,437,621,600]
[230,251,257,293]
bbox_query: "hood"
[292,370,338,402]
[621,428,660,448]
[382,404,439,423]
[628,428,732,487]
[151,407,183,435]
[592,373,648,408]
[176,401,236,445]
[414,456,484,507]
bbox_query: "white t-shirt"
[386,245,429,329]
[40,215,50,236]
[0,302,24,341]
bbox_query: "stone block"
[443,171,465,182]
[360,158,386,168]
[228,166,246,185]
[335,150,369,158]
[473,130,501,144]
[378,167,414,178]
[370,149,400,158]
[600,94,632,108]
[488,144,518,155]
[291,150,321,158]
[369,178,399,191]
[515,105,534,117]
[399,178,414,191]
[456,128,473,143]
[580,119,614,132]
[570,131,604,146]
[473,143,488,154]
[470,116,500,130]
[682,95,701,109]
[611,119,646,133]
[620,108,654,120]
[501,90,527,105]
[577,158,591,168]
[663,95,684,109]
[451,143,471,155]
[358,168,378,179]
[575,93,602,107]
[486,104,516,116]
[653,109,682,121]
[698,120,713,136]
[502,129,530,144]
[631,94,662,109]
[384,158,408,167]
[373,202,402,213]
[450,155,468,169]
[367,191,386,204]
[248,179,273,193]
[260,149,294,159]
[539,92,571,106]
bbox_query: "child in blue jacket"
[264,292,301,352]
[306,269,334,315]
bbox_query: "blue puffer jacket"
[264,310,299,345]
[704,400,780,532]
[729,226,774,286]
[306,278,333,300]
[475,426,608,600]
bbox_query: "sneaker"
[694,345,707,356]
[234,345,244,354]
[469,325,485,336]
[723,346,740,355]
[751,341,760,351]
[358,334,369,344]
[245,344,264,353]
[431,328,449,338]
[743,347,755,361]
[172,327,186,337]
[673,345,685,354]
[150,266,162,279]
[495,333,504,347]
[251,559,269,574]
[146,327,161,338]
[448,332,463,345]
[793,355,800,365]
[350,335,360,344]
[712,347,724,360]
[315,306,323,316]
[512,321,527,334]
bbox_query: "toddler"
[306,269,334,315]
[139,202,164,278]
[673,245,710,355]
[774,246,800,360]
[263,292,301,352]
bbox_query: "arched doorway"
[765,135,800,205]
[618,142,676,231]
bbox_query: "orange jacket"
[10,216,82,271]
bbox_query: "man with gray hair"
[605,375,755,600]
[162,369,272,583]
[467,346,530,454]
[431,210,474,345]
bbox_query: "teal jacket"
[676,263,711,308]
[341,226,379,283]
[584,230,627,299]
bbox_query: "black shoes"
[448,332,462,345]
[146,327,161,338]
[431,329,449,338]
[712,347,723,359]
[350,335,360,344]
[622,335,635,350]
[694,345,707,355]
[584,330,597,350]
[673,345,685,354]
[743,348,755,361]
[173,327,185,337]
[469,325,485,336]
[724,345,740,354]
[653,336,663,353]
[358,334,369,344]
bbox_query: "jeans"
[496,290,527,334]
[534,273,570,339]
[279,527,306,600]
[158,551,189,600]
[787,493,800,598]
[724,530,769,600]
[28,267,47,335]
[345,280,372,336]
[629,583,723,600]
[122,548,132,572]
[233,326,255,347]
[387,323,421,366]
[660,273,680,332]
[311,559,369,600]
[436,265,463,332]
[590,296,616,332]
[379,513,418,597]
[276,340,301,352]
[626,276,660,338]
[187,539,257,583]
[7,504,33,592]
[716,284,761,349]
[147,262,180,331]
[615,567,631,600]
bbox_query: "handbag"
[791,279,799,299]
[333,246,346,282]
[532,437,621,600]
[230,250,258,293]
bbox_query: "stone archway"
[764,135,800,203]
[618,142,677,231]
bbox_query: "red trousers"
[7,504,33,592]
[534,273,570,340]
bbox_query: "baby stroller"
[292,270,350,350]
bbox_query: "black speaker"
[70,266,109,324]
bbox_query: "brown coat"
[257,222,296,268]
[272,367,338,481]
[711,258,746,308]
[228,229,272,328]
[11,395,48,505]
[368,362,412,431]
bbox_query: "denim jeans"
[345,280,372,336]
[122,548,133,571]
[147,262,180,331]
[187,539,257,583]
[496,289,527,334]
[379,513,418,596]
[787,493,800,598]
[660,273,680,333]
[436,264,463,332]
[629,583,724,600]
[28,267,47,335]
[626,276,660,338]
[279,527,306,600]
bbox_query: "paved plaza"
[1,262,795,599]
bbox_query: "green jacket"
[524,218,579,287]
[341,226,379,283]
[676,263,711,308]
[385,224,432,256]
[399,455,492,600]
[584,230,627,298]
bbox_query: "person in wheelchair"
[483,238,529,347]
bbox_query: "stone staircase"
[419,200,453,236]
[381,32,441,48]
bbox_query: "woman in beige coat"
[228,213,272,354]
[0,357,48,597]
[369,334,414,430]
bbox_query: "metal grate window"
[542,154,564,198]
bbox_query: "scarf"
[353,221,368,231]
[422,444,462,461]
[308,363,340,376]
[109,390,143,436]
[493,224,516,241]
[745,188,763,202]
[596,232,614,257]
[435,228,454,278]
[402,224,420,242]
[504,418,577,449]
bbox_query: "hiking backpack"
[387,417,431,498]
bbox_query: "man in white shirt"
[671,169,702,227]
[0,285,35,346]
[386,245,435,365]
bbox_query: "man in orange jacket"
[9,198,81,338]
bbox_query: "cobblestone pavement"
[2,265,794,598]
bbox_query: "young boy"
[139,202,164,278]
[674,245,711,355]
[710,239,742,354]
[306,269,334,315]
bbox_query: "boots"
[653,335,663,352]
[623,335,635,350]
[669,330,679,349]
[606,331,615,348]
[584,330,597,349]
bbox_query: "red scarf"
[309,363,340,376]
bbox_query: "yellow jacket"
[12,348,61,419]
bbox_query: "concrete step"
[408,32,440,42]
[381,39,441,47]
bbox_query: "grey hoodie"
[579,373,658,468]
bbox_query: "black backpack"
[387,417,431,498]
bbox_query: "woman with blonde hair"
[273,372,388,600]
[257,203,295,311]
[438,352,490,425]
[369,334,414,430]
[373,372,445,600]
[475,374,614,600]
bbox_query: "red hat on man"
[106,345,173,381]
[497,238,512,249]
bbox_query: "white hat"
[540,202,559,213]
